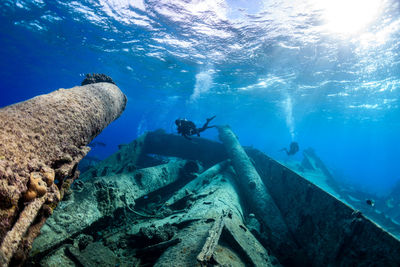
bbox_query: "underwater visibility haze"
[4,0,400,265]
[1,0,400,204]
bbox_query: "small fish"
[89,141,107,148]
[118,144,128,150]
[366,199,375,207]
[84,156,101,162]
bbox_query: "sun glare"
[318,0,383,35]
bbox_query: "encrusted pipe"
[217,125,297,260]
[0,81,126,266]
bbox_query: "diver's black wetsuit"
[175,116,216,140]
[281,141,299,155]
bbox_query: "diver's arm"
[280,147,289,155]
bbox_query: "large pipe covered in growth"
[217,125,299,262]
[0,80,126,266]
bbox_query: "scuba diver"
[175,116,216,140]
[366,199,375,207]
[281,141,299,156]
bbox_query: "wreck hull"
[28,131,400,266]
[247,148,400,265]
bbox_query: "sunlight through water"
[1,0,400,201]
[317,0,383,35]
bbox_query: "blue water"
[1,0,400,196]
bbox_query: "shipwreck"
[0,77,400,266]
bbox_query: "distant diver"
[281,141,299,156]
[366,199,375,207]
[175,116,216,140]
